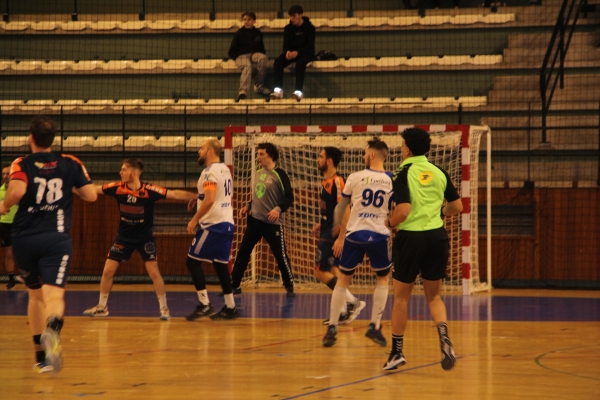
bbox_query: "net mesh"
[228,125,487,293]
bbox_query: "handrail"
[539,0,587,143]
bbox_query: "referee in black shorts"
[382,127,463,371]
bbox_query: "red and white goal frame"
[224,124,492,295]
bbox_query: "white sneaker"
[270,87,283,99]
[160,307,171,321]
[83,305,109,317]
[292,90,303,101]
[15,276,25,284]
[346,299,366,324]
[254,84,271,95]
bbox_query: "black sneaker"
[322,325,337,347]
[218,287,242,297]
[5,279,15,290]
[237,92,247,101]
[322,311,350,325]
[210,306,239,320]
[365,323,387,347]
[383,352,406,370]
[286,286,295,298]
[185,303,214,321]
[440,337,456,370]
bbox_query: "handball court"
[1,284,599,399]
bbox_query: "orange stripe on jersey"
[333,176,345,203]
[203,181,217,191]
[144,183,167,196]
[9,157,27,184]
[61,153,91,181]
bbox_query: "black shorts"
[0,223,11,247]
[12,232,73,288]
[392,227,449,283]
[315,240,338,272]
[108,237,157,262]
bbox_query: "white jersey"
[342,168,393,243]
[196,162,234,233]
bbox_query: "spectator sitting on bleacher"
[228,11,271,101]
[271,5,315,101]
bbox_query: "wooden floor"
[2,286,600,399]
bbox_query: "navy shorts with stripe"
[339,238,391,273]
[108,237,157,262]
[12,232,72,288]
[392,227,449,283]
[188,228,234,263]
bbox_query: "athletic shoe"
[440,337,456,370]
[383,352,406,371]
[160,307,171,321]
[185,303,214,321]
[5,279,15,290]
[322,310,350,325]
[15,276,24,284]
[292,90,303,101]
[270,87,283,99]
[33,360,54,374]
[254,84,271,95]
[209,306,239,320]
[346,299,366,324]
[322,325,337,347]
[286,286,295,298]
[365,323,387,347]
[83,305,109,317]
[237,92,247,101]
[40,328,63,373]
[218,287,242,297]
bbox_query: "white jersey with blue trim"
[197,162,234,233]
[342,168,393,243]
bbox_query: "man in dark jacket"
[228,11,271,100]
[270,5,315,101]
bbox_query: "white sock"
[371,284,389,329]
[224,293,235,309]
[197,290,209,306]
[157,294,168,309]
[328,286,347,325]
[345,289,356,304]
[98,293,109,308]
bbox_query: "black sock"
[214,261,233,295]
[437,322,449,339]
[326,276,338,291]
[33,334,45,362]
[186,257,206,291]
[47,317,64,335]
[392,334,404,354]
[7,272,15,282]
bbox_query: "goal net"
[224,125,490,294]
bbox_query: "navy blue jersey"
[102,181,167,242]
[10,152,92,238]
[319,173,345,241]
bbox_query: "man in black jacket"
[270,5,315,101]
[228,11,271,100]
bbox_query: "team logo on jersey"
[259,173,267,181]
[34,161,58,170]
[255,182,266,199]
[419,171,433,185]
[144,241,156,254]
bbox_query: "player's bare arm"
[166,189,197,201]
[387,202,411,228]
[73,184,98,202]
[0,179,26,213]
[442,198,463,217]
[332,204,350,258]
[331,196,350,238]
[187,189,215,234]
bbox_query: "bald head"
[198,138,222,166]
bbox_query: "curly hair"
[400,127,431,156]
[257,142,279,162]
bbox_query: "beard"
[317,163,327,175]
[197,156,206,166]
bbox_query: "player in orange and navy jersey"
[312,147,365,325]
[83,158,196,320]
[0,116,98,374]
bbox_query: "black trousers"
[273,52,314,92]
[231,215,295,289]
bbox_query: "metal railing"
[539,0,588,143]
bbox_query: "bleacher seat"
[126,136,160,150]
[2,136,30,151]
[178,20,206,30]
[357,17,390,27]
[71,61,103,71]
[120,21,146,31]
[147,21,180,30]
[41,61,71,71]
[190,60,221,70]
[89,21,120,31]
[2,21,31,31]
[12,61,43,71]
[31,22,59,31]
[61,21,89,31]
[92,136,123,150]
[63,136,96,150]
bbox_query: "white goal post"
[224,124,492,295]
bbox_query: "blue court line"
[282,355,467,399]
